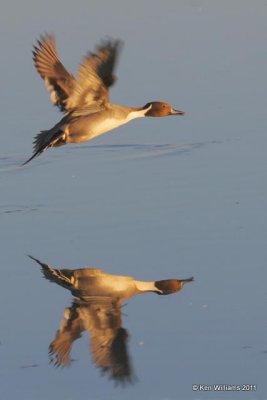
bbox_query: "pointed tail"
[28,255,74,290]
[22,127,65,165]
[22,149,43,165]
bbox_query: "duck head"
[143,101,185,117]
[154,277,194,295]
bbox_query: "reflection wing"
[80,299,133,384]
[49,302,84,367]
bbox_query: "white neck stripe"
[135,280,158,292]
[127,104,152,121]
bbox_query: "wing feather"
[33,34,75,111]
[66,39,123,109]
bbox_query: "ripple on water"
[0,205,42,215]
[74,140,219,161]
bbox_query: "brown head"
[154,277,194,295]
[143,101,185,117]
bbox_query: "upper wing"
[33,34,76,112]
[66,39,123,110]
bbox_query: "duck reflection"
[29,255,194,384]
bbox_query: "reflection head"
[154,277,194,295]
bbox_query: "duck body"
[59,267,143,301]
[60,104,149,144]
[32,263,156,301]
[23,34,184,164]
[29,256,193,302]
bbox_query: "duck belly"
[66,115,128,143]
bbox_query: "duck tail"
[28,255,74,290]
[22,125,66,165]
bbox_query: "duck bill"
[170,108,185,116]
[180,276,194,283]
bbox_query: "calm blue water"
[0,1,267,399]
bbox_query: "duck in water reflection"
[29,255,193,384]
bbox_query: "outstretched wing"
[49,297,134,384]
[33,34,76,112]
[66,39,123,110]
[80,299,134,384]
[49,302,84,367]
